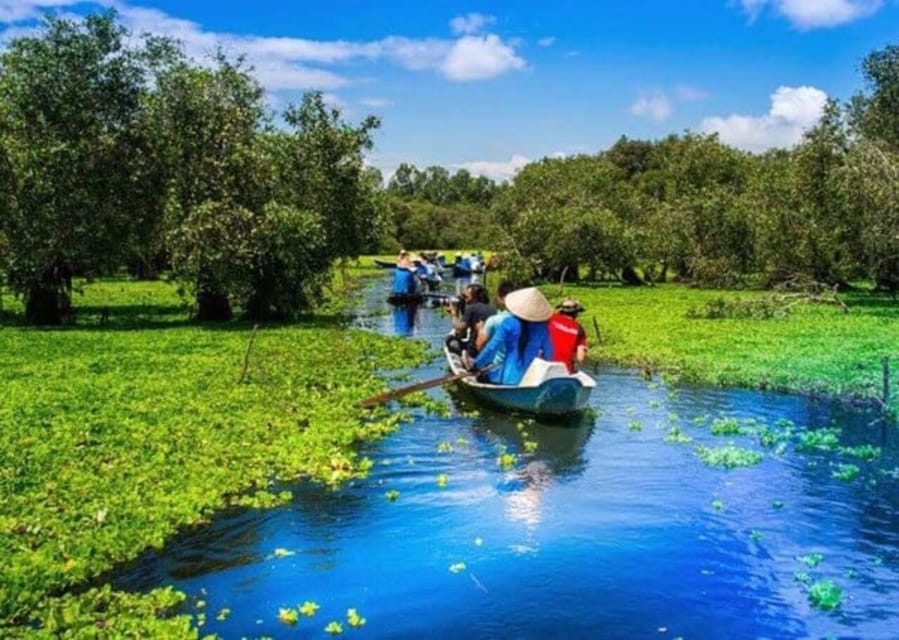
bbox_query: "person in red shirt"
[548,299,588,373]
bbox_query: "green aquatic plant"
[523,440,539,453]
[839,444,881,461]
[693,415,709,426]
[278,608,299,626]
[710,417,744,436]
[695,445,763,469]
[437,441,453,453]
[808,580,843,611]
[385,490,400,501]
[749,529,762,542]
[795,427,841,452]
[273,548,295,558]
[772,500,785,509]
[325,620,344,634]
[794,571,813,585]
[711,500,724,511]
[299,601,320,617]
[497,453,517,469]
[628,420,643,431]
[449,562,467,573]
[832,464,860,482]
[648,400,660,408]
[664,427,692,444]
[456,437,470,446]
[347,608,366,627]
[436,474,449,488]
[216,608,231,622]
[799,553,824,568]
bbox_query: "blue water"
[113,277,899,639]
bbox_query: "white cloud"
[0,0,87,22]
[700,85,828,152]
[454,154,531,182]
[441,34,526,81]
[738,0,883,28]
[537,36,556,47]
[359,97,393,108]
[449,12,495,36]
[630,92,673,121]
[1,2,526,90]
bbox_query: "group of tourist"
[446,282,589,385]
[391,250,443,295]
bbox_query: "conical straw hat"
[504,287,552,322]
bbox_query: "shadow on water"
[107,274,899,640]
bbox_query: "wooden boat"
[443,343,596,417]
[374,259,396,269]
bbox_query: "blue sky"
[1,1,897,180]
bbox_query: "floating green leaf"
[299,601,320,617]
[347,608,366,627]
[325,620,344,634]
[449,562,467,574]
[808,580,843,611]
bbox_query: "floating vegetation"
[686,296,789,320]
[757,424,791,448]
[437,441,453,453]
[347,608,366,627]
[273,548,295,559]
[696,445,763,469]
[799,553,824,568]
[664,427,692,444]
[794,571,813,585]
[712,500,724,511]
[325,620,344,634]
[215,608,231,622]
[839,445,881,461]
[300,601,320,617]
[385,490,400,501]
[628,420,643,431]
[456,437,470,446]
[449,562,467,574]
[668,412,681,423]
[693,415,709,426]
[772,500,785,509]
[523,440,539,453]
[710,417,745,436]
[474,537,484,547]
[278,608,299,626]
[808,580,843,611]
[497,453,517,469]
[649,400,660,408]
[436,474,449,488]
[750,529,763,542]
[832,464,860,483]
[795,427,842,452]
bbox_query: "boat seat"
[519,358,572,388]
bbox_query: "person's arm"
[473,317,509,369]
[575,325,588,363]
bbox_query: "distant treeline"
[1,11,898,326]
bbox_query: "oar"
[360,364,494,408]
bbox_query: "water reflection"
[390,304,419,336]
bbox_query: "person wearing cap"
[468,287,554,385]
[548,299,588,373]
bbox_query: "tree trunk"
[620,265,646,286]
[196,272,232,322]
[25,285,65,325]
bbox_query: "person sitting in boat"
[392,261,420,297]
[469,253,482,273]
[467,287,554,385]
[548,299,589,373]
[446,283,494,356]
[474,280,517,367]
[421,255,442,291]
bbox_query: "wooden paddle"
[359,363,494,409]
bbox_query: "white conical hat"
[504,287,552,322]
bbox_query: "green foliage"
[710,417,746,436]
[832,463,860,482]
[0,278,428,633]
[795,427,842,452]
[686,297,789,320]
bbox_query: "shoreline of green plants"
[0,275,429,636]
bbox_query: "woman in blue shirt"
[471,287,553,385]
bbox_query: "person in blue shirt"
[469,287,554,385]
[392,264,419,295]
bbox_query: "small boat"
[444,342,596,417]
[374,259,396,269]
